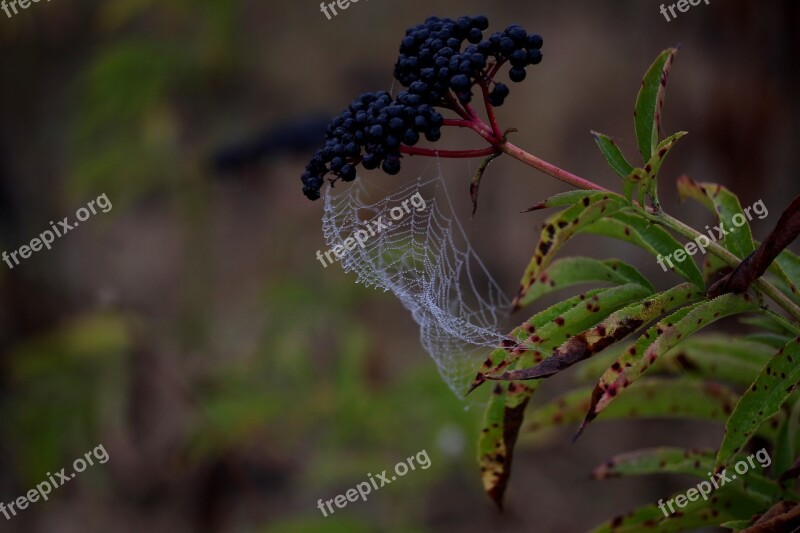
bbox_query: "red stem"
[478,80,503,140]
[400,145,500,158]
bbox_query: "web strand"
[321,167,512,397]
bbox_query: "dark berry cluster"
[301,91,444,200]
[301,15,543,200]
[394,16,543,107]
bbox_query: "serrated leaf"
[592,447,715,479]
[634,47,678,163]
[513,193,630,310]
[471,289,607,391]
[717,336,800,469]
[516,256,653,308]
[476,284,651,508]
[476,289,610,508]
[592,131,634,178]
[677,176,756,259]
[582,211,705,289]
[583,293,758,435]
[480,284,652,384]
[492,283,703,381]
[525,378,738,437]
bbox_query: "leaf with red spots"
[583,293,758,437]
[582,212,705,289]
[513,192,630,311]
[576,334,773,386]
[590,484,765,533]
[491,283,703,381]
[477,381,531,511]
[677,176,756,260]
[525,378,740,439]
[523,190,599,212]
[717,336,800,469]
[516,256,653,309]
[471,289,606,393]
[592,131,635,178]
[478,283,652,387]
[592,447,715,479]
[475,283,651,509]
[634,47,678,163]
[476,290,607,509]
[637,131,686,208]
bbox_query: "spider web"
[321,163,517,398]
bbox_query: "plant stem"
[648,210,800,323]
[400,145,499,158]
[499,141,610,192]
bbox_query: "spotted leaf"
[677,176,756,259]
[717,336,800,469]
[491,283,703,381]
[516,256,653,309]
[582,293,758,436]
[513,193,630,310]
[634,47,678,163]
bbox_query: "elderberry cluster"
[300,15,544,200]
[301,91,444,200]
[394,16,543,107]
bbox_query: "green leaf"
[654,334,773,387]
[513,193,629,310]
[475,284,651,508]
[582,211,705,289]
[516,256,653,308]
[639,131,687,207]
[634,47,678,163]
[774,247,800,302]
[677,176,756,259]
[717,336,800,468]
[477,381,531,510]
[472,289,606,391]
[476,289,610,508]
[590,485,765,533]
[492,283,703,381]
[592,447,715,479]
[525,378,738,438]
[774,396,800,476]
[592,131,634,178]
[523,190,599,212]
[584,293,758,433]
[479,283,652,384]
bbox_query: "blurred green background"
[0,0,798,531]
